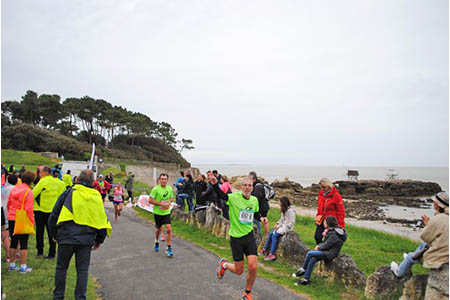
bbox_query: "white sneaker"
[390,262,400,277]
[403,253,408,259]
[292,267,306,278]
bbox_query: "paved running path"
[90,202,307,300]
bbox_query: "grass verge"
[1,232,98,300]
[1,149,61,172]
[134,206,427,300]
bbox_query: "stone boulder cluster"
[334,180,442,199]
[256,177,442,222]
[365,264,448,300]
[171,206,448,299]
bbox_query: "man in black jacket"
[249,172,269,236]
[49,169,110,300]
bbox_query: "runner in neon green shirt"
[212,175,259,300]
[148,174,175,257]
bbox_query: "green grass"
[134,207,427,300]
[1,232,98,300]
[266,209,428,276]
[1,149,61,172]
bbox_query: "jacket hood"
[331,227,347,241]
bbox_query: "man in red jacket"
[314,178,345,244]
[93,175,111,203]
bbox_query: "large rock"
[253,224,263,247]
[314,254,366,290]
[365,266,411,299]
[195,210,207,228]
[424,263,449,300]
[186,212,195,225]
[204,206,216,230]
[212,214,229,238]
[400,275,428,300]
[334,180,442,198]
[271,180,303,191]
[277,231,309,264]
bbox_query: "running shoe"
[217,258,227,280]
[294,279,309,286]
[154,243,160,252]
[242,291,253,300]
[20,266,32,274]
[166,247,173,258]
[292,267,305,278]
[264,254,276,261]
[390,262,400,277]
[8,264,18,271]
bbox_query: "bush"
[2,123,190,167]
[83,152,91,161]
[2,123,90,159]
[119,163,126,173]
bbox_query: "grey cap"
[432,192,449,208]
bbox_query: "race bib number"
[239,209,254,225]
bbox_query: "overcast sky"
[2,1,448,167]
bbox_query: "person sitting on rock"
[259,196,295,261]
[292,216,347,285]
[391,192,449,278]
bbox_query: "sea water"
[195,165,449,193]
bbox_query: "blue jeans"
[302,250,326,280]
[397,241,427,277]
[177,194,194,211]
[263,230,281,255]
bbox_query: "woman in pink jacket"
[220,176,233,194]
[113,182,124,221]
[7,171,35,274]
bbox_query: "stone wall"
[100,162,199,187]
[170,206,442,298]
[365,264,449,300]
[171,206,366,290]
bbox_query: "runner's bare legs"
[222,255,257,290]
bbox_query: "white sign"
[136,195,154,213]
[136,195,178,213]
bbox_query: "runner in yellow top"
[148,173,175,257]
[62,170,73,188]
[212,175,259,300]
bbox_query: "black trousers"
[34,211,56,256]
[54,244,92,300]
[314,224,325,244]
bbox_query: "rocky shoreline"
[229,176,442,226]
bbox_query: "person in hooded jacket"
[194,174,208,207]
[314,178,345,244]
[292,216,347,285]
[249,172,269,236]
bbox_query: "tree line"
[1,90,194,152]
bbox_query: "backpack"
[256,183,275,201]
